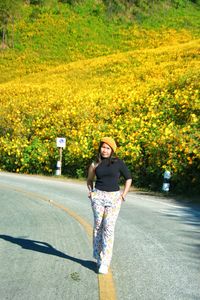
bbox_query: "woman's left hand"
[120,194,125,201]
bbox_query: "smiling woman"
[87,137,132,274]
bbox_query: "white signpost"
[56,138,66,176]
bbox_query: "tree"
[0,0,23,49]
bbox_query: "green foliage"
[30,0,58,6]
[76,168,85,178]
[30,0,45,4]
[0,0,23,25]
[171,0,187,7]
[0,0,24,48]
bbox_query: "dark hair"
[96,142,117,165]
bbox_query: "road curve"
[0,172,200,300]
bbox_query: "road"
[0,172,200,300]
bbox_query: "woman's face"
[100,143,112,158]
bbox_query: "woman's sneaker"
[98,264,108,274]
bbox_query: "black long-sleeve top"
[95,158,132,192]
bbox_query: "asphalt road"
[0,172,200,300]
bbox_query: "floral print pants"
[90,189,122,266]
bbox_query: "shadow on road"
[0,235,97,273]
[158,204,200,261]
[135,191,200,262]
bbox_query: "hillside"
[1,0,200,82]
[0,1,200,195]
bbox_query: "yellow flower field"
[0,28,199,193]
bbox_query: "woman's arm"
[87,163,96,197]
[121,178,132,201]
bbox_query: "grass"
[135,2,200,32]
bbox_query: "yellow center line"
[0,182,117,300]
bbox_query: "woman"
[87,137,132,274]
